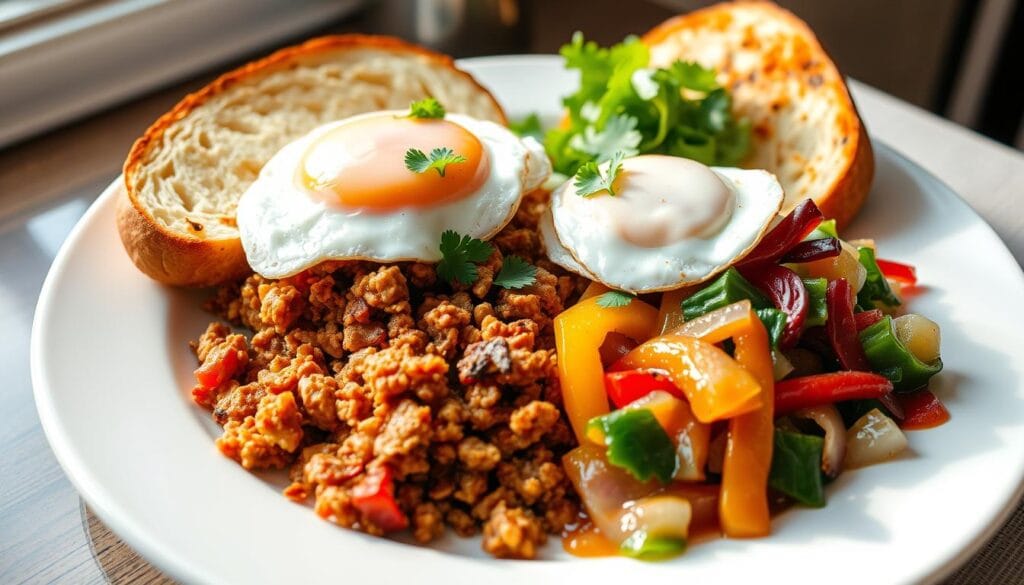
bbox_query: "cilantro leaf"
[544,33,750,176]
[596,290,635,308]
[568,114,642,162]
[508,113,544,140]
[574,151,625,197]
[667,61,719,93]
[404,147,467,177]
[437,230,494,285]
[493,255,538,289]
[406,97,446,119]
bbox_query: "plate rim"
[31,54,1024,585]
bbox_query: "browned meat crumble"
[189,192,585,559]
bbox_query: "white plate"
[32,55,1024,585]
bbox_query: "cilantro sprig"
[406,97,446,119]
[493,256,538,289]
[543,32,750,176]
[596,290,635,308]
[404,147,467,177]
[574,151,625,197]
[437,231,538,289]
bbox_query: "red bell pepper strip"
[780,237,841,263]
[604,368,685,408]
[738,199,824,268]
[742,264,808,348]
[876,258,918,286]
[897,389,950,429]
[775,371,893,414]
[351,466,408,532]
[826,278,872,371]
[854,309,884,331]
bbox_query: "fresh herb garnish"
[406,97,446,119]
[493,255,538,289]
[574,151,625,197]
[596,290,635,308]
[508,113,544,140]
[543,32,750,176]
[436,232,539,289]
[404,147,467,177]
[437,230,494,285]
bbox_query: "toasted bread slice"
[118,35,506,287]
[644,1,873,229]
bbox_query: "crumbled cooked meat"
[191,196,583,559]
[457,337,512,383]
[482,502,546,559]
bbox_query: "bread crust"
[119,34,506,287]
[643,1,874,230]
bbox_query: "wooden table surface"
[2,9,1024,585]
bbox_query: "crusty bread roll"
[644,1,874,229]
[118,35,506,287]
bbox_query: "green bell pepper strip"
[802,277,828,327]
[857,247,902,308]
[587,409,676,483]
[768,429,826,507]
[805,218,838,240]
[619,534,687,559]
[682,268,770,319]
[681,268,786,346]
[859,315,943,392]
[755,308,788,348]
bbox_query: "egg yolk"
[299,115,489,210]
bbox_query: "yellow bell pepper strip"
[721,313,774,537]
[579,280,610,301]
[617,334,762,423]
[673,300,774,537]
[554,296,658,442]
[657,287,695,334]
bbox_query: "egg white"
[547,164,784,293]
[236,112,550,279]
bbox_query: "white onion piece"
[620,495,692,550]
[772,349,795,381]
[844,408,908,469]
[792,405,846,478]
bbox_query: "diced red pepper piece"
[775,371,893,414]
[854,309,884,331]
[825,278,872,371]
[194,343,243,389]
[878,393,906,421]
[897,389,950,429]
[738,199,824,268]
[604,368,686,408]
[741,264,808,348]
[876,258,918,286]
[780,237,841,263]
[352,467,408,532]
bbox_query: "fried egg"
[237,111,550,279]
[543,155,783,293]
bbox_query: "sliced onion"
[772,349,795,381]
[669,299,754,344]
[791,405,847,478]
[563,445,659,545]
[844,408,908,469]
[620,494,692,546]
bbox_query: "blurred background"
[0,0,1021,150]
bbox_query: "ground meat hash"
[190,193,585,559]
